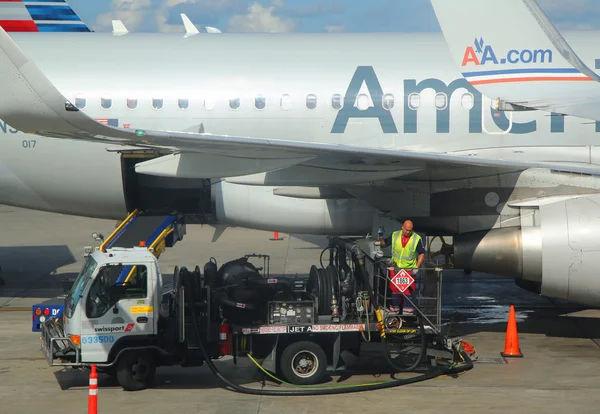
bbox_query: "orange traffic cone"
[501,305,523,358]
[88,364,98,414]
[270,232,283,241]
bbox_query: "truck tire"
[279,341,327,385]
[116,351,156,391]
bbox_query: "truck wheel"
[280,341,326,385]
[116,351,156,391]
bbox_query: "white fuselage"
[1,31,600,225]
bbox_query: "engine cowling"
[454,194,600,307]
[214,181,376,235]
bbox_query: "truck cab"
[43,247,173,390]
[62,247,161,362]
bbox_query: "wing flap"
[225,165,422,186]
[135,153,314,179]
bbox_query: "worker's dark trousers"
[391,287,417,314]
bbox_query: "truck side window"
[86,264,148,319]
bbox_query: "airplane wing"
[429,0,600,122]
[1,25,600,185]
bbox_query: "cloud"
[286,2,344,18]
[537,0,600,30]
[227,2,296,33]
[324,25,345,33]
[95,0,244,32]
[95,0,153,31]
[538,0,589,13]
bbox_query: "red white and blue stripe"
[0,0,91,32]
[95,118,119,127]
[461,68,593,86]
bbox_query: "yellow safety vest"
[391,231,422,268]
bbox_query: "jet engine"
[453,194,600,307]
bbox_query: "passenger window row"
[74,93,475,111]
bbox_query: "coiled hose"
[382,306,428,372]
[180,271,473,396]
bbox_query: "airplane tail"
[429,0,600,121]
[0,0,91,32]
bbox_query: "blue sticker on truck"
[81,336,115,344]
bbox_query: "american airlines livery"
[1,0,600,307]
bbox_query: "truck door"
[81,263,156,362]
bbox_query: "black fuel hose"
[214,294,257,311]
[382,309,428,372]
[181,271,473,396]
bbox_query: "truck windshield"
[65,257,97,318]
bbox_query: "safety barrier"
[100,209,139,252]
[371,262,443,332]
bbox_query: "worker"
[378,220,425,315]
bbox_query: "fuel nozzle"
[331,295,340,323]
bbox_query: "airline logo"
[93,323,135,333]
[460,38,591,85]
[462,38,552,67]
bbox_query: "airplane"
[1,0,600,308]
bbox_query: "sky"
[67,0,600,33]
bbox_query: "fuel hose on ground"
[181,271,473,396]
[382,306,428,372]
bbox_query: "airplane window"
[408,93,420,110]
[306,94,317,110]
[331,94,343,110]
[382,94,395,110]
[356,94,371,111]
[178,98,189,110]
[152,98,164,110]
[127,98,138,110]
[75,95,86,109]
[229,98,240,110]
[280,94,292,110]
[101,96,112,110]
[435,93,447,110]
[255,95,266,110]
[461,93,474,110]
[204,98,216,110]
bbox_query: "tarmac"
[1,205,600,414]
